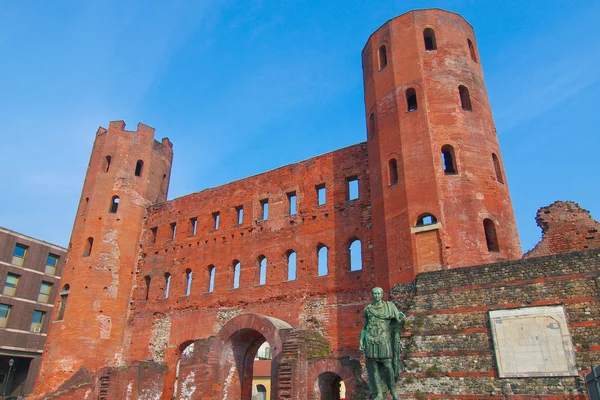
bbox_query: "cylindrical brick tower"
[363,9,522,287]
[35,121,173,395]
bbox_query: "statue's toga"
[360,287,405,400]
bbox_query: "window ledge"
[411,222,442,234]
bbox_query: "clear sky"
[0,0,598,253]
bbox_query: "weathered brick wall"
[392,249,600,399]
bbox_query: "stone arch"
[307,359,357,400]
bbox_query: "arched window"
[164,273,171,298]
[83,237,93,257]
[369,112,376,138]
[57,284,70,320]
[317,245,328,276]
[144,276,151,301]
[423,28,437,50]
[109,196,120,213]
[378,45,388,70]
[467,39,477,62]
[388,158,398,184]
[483,219,500,252]
[104,156,112,173]
[208,265,216,293]
[458,85,472,111]
[256,384,267,400]
[416,214,438,226]
[287,251,297,281]
[349,239,362,271]
[492,153,504,184]
[441,145,457,174]
[185,269,192,296]
[258,256,267,286]
[406,88,418,112]
[135,160,144,177]
[233,261,241,289]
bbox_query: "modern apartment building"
[0,226,66,398]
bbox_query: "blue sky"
[0,0,597,253]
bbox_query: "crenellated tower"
[35,121,173,395]
[363,9,522,287]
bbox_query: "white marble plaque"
[489,306,578,378]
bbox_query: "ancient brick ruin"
[32,9,599,400]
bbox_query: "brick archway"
[307,359,357,400]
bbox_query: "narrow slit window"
[467,39,477,62]
[190,218,197,235]
[260,199,269,220]
[208,266,216,293]
[388,159,398,185]
[144,276,151,301]
[213,212,220,230]
[317,184,326,205]
[185,269,192,296]
[83,237,93,257]
[236,206,244,225]
[483,219,500,252]
[104,156,112,172]
[258,256,267,286]
[150,227,158,245]
[378,45,388,70]
[369,112,376,138]
[492,153,504,184]
[458,85,472,111]
[109,196,120,213]
[317,245,328,276]
[349,239,362,271]
[287,192,297,215]
[135,160,144,177]
[441,145,457,174]
[164,273,171,298]
[233,261,241,289]
[287,251,297,281]
[57,284,70,320]
[406,88,418,112]
[347,177,359,200]
[423,28,437,50]
[170,223,177,240]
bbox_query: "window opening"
[467,39,477,62]
[378,45,388,70]
[83,237,93,257]
[135,160,144,177]
[287,192,297,215]
[260,199,269,220]
[170,223,177,240]
[492,153,504,184]
[38,281,53,303]
[104,155,112,172]
[441,145,457,174]
[287,251,297,281]
[317,245,328,276]
[164,273,171,299]
[185,269,192,296]
[3,273,20,296]
[423,28,437,50]
[483,219,500,252]
[208,266,216,293]
[236,206,244,225]
[459,85,472,111]
[45,253,59,275]
[416,214,438,226]
[12,243,28,266]
[31,310,45,332]
[144,276,151,301]
[150,227,158,244]
[406,88,418,112]
[190,218,197,236]
[388,159,398,185]
[258,256,267,285]
[349,239,362,271]
[213,212,220,230]
[317,184,326,205]
[58,284,70,320]
[109,196,120,213]
[369,112,376,138]
[347,177,359,200]
[233,261,241,289]
[0,304,10,328]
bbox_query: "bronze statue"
[360,287,405,400]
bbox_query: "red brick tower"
[35,121,173,395]
[363,9,522,287]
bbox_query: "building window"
[45,253,59,275]
[57,284,70,321]
[388,159,398,185]
[213,212,220,230]
[164,273,171,299]
[369,112,376,138]
[31,310,45,332]
[12,243,28,267]
[109,196,120,213]
[483,219,500,252]
[236,206,244,225]
[170,223,177,240]
[317,245,328,276]
[378,45,388,70]
[3,273,20,296]
[459,85,472,111]
[144,276,151,301]
[207,266,216,293]
[441,145,457,174]
[258,256,267,286]
[150,227,158,244]
[0,304,11,328]
[83,237,93,257]
[316,184,326,205]
[233,261,241,289]
[406,88,418,112]
[349,239,362,271]
[185,269,192,296]
[38,281,53,303]
[423,28,437,50]
[190,218,198,236]
[135,160,144,177]
[104,155,112,172]
[416,214,438,226]
[347,177,359,200]
[260,199,269,220]
[467,39,477,62]
[492,153,504,184]
[287,192,297,215]
[287,251,297,281]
